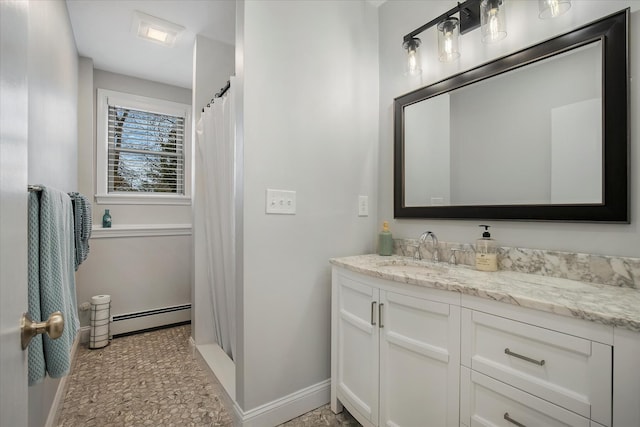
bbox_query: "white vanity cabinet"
[331,267,461,427]
[460,304,612,427]
[331,258,640,427]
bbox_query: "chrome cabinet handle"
[371,301,377,326]
[504,348,546,366]
[504,412,526,427]
[379,303,384,328]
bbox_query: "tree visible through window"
[108,105,185,194]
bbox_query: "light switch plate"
[266,189,296,214]
[358,195,368,217]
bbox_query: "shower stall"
[193,76,237,402]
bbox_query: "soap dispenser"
[378,221,393,256]
[475,225,497,272]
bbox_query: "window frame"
[96,88,192,205]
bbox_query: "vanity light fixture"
[132,11,185,47]
[538,0,571,19]
[401,0,483,73]
[480,0,507,43]
[402,0,574,72]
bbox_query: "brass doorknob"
[21,311,64,350]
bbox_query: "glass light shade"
[538,0,571,19]
[437,18,460,62]
[403,38,422,76]
[480,0,507,43]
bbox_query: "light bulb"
[444,32,453,56]
[488,9,500,41]
[408,49,418,74]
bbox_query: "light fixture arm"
[402,0,481,44]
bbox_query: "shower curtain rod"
[202,80,231,112]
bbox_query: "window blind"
[107,105,185,194]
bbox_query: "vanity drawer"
[460,367,593,427]
[461,309,611,426]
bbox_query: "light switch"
[266,189,296,215]
[358,195,368,217]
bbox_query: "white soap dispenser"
[475,225,498,272]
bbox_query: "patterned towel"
[68,192,92,270]
[38,187,80,380]
[27,192,46,386]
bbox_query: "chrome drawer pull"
[504,348,546,366]
[504,412,526,427]
[371,301,377,326]
[379,303,384,328]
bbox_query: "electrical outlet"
[266,189,296,214]
[358,195,368,217]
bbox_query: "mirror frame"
[394,9,629,222]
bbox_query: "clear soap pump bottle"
[475,224,497,272]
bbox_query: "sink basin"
[374,260,449,276]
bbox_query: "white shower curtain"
[195,78,236,360]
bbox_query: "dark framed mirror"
[394,9,629,222]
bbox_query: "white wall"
[25,1,78,426]
[28,0,78,192]
[74,69,193,330]
[193,35,235,119]
[379,0,640,257]
[238,0,378,412]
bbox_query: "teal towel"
[27,192,46,385]
[68,192,92,270]
[38,187,80,379]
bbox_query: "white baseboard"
[44,334,81,427]
[235,379,330,427]
[193,340,329,426]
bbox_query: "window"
[96,89,191,205]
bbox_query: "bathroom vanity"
[330,255,640,427]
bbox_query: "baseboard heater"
[111,303,191,337]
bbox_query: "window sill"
[91,224,192,239]
[95,193,192,206]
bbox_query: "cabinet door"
[379,290,460,427]
[336,275,379,425]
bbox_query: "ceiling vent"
[132,11,184,47]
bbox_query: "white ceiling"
[65,0,236,89]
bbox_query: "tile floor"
[56,325,360,427]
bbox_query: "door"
[336,275,379,425]
[379,290,460,427]
[0,0,30,425]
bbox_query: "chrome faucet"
[417,231,439,262]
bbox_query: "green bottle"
[102,209,112,228]
[378,221,393,256]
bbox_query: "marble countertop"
[330,254,640,332]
